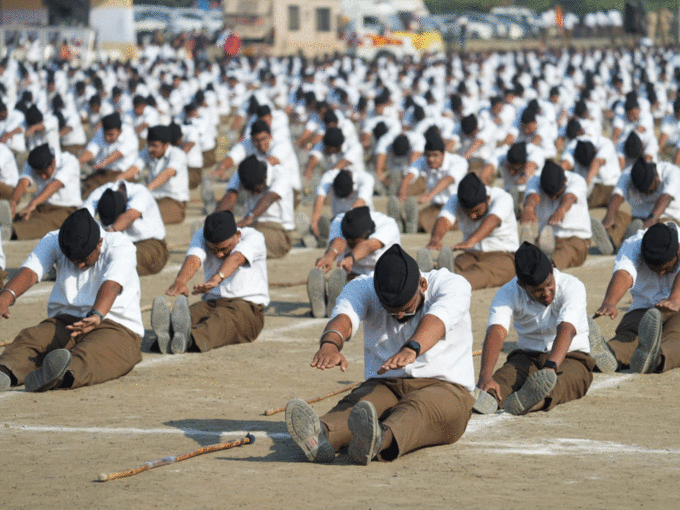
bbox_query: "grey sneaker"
[348,401,384,465]
[0,199,11,242]
[295,211,311,235]
[317,215,331,243]
[587,316,618,373]
[326,269,347,317]
[437,246,455,272]
[386,196,404,232]
[623,219,644,243]
[590,217,614,256]
[170,295,192,354]
[538,225,556,259]
[24,349,72,392]
[200,177,216,214]
[630,308,663,374]
[503,368,557,416]
[416,247,435,272]
[0,371,10,391]
[151,296,172,354]
[306,268,326,318]
[285,399,335,463]
[404,198,419,234]
[472,387,499,414]
[519,223,535,245]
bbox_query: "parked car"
[169,9,206,36]
[134,6,171,42]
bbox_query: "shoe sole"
[623,219,644,243]
[0,372,11,391]
[307,269,326,318]
[416,248,434,272]
[295,211,311,235]
[317,215,331,242]
[404,198,418,234]
[590,217,614,256]
[519,224,535,245]
[437,246,455,272]
[285,399,335,463]
[504,368,557,415]
[630,308,663,374]
[472,387,499,414]
[326,269,347,318]
[0,199,11,242]
[25,349,72,392]
[170,296,192,354]
[348,401,382,465]
[538,226,555,258]
[587,316,618,373]
[151,296,172,354]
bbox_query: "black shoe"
[25,349,72,392]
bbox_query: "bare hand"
[338,255,354,273]
[593,302,618,320]
[20,206,34,221]
[548,209,565,226]
[267,156,280,166]
[521,208,537,225]
[453,240,473,251]
[377,347,417,375]
[417,194,430,205]
[237,215,254,228]
[66,315,101,338]
[192,275,221,295]
[311,345,348,371]
[477,376,502,403]
[656,299,680,312]
[166,280,189,296]
[426,239,442,250]
[602,216,615,229]
[315,255,334,272]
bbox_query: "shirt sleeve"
[226,171,240,192]
[21,232,60,281]
[315,170,335,197]
[487,282,516,331]
[613,172,630,198]
[613,236,641,285]
[438,194,459,224]
[331,275,373,339]
[556,276,587,328]
[525,174,541,197]
[661,165,680,198]
[328,214,343,242]
[424,271,471,330]
[227,142,248,166]
[86,130,103,157]
[186,228,208,263]
[101,234,138,290]
[356,172,375,203]
[370,215,400,248]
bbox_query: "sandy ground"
[1,170,679,510]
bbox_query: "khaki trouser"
[203,149,216,169]
[552,236,589,270]
[490,350,595,411]
[82,170,124,199]
[0,315,142,389]
[454,250,516,290]
[588,184,614,209]
[189,167,202,190]
[253,220,293,259]
[156,197,186,225]
[407,176,427,196]
[62,144,84,157]
[12,203,77,240]
[0,182,14,200]
[135,238,169,276]
[418,204,444,234]
[189,298,265,352]
[606,210,633,249]
[608,308,680,372]
[321,377,474,461]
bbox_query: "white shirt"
[614,223,680,311]
[660,113,680,147]
[613,161,680,221]
[562,136,621,186]
[22,230,144,337]
[86,125,139,172]
[489,143,545,193]
[26,113,60,154]
[136,145,189,202]
[332,269,475,390]
[439,187,519,253]
[0,142,18,186]
[316,168,375,217]
[310,141,366,175]
[525,171,592,240]
[181,123,203,169]
[0,109,26,152]
[327,211,400,276]
[407,153,469,205]
[228,136,302,191]
[20,151,82,208]
[186,227,269,306]
[84,181,165,243]
[488,269,590,354]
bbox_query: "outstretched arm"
[310,314,352,371]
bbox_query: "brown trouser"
[608,308,680,372]
[407,176,427,196]
[0,314,142,389]
[156,197,186,225]
[588,184,614,209]
[12,203,77,240]
[203,149,216,168]
[419,204,444,234]
[321,377,474,461]
[490,350,595,411]
[189,167,202,190]
[62,144,85,157]
[454,250,515,290]
[135,238,169,276]
[189,298,265,352]
[0,182,13,200]
[552,236,589,270]
[82,170,124,199]
[606,210,633,249]
[253,220,293,259]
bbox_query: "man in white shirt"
[286,244,475,465]
[592,223,680,374]
[521,161,592,270]
[217,155,295,259]
[79,113,139,199]
[374,132,425,195]
[390,134,468,234]
[0,100,26,154]
[127,125,190,225]
[9,144,82,240]
[474,242,596,415]
[0,209,143,392]
[85,181,168,276]
[150,210,268,354]
[307,207,400,318]
[600,158,680,251]
[422,173,518,290]
[304,127,366,181]
[0,141,18,199]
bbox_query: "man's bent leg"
[190,298,264,352]
[657,310,680,372]
[454,251,515,290]
[253,221,293,259]
[135,238,169,276]
[13,204,75,240]
[552,236,589,270]
[608,308,647,367]
[491,350,542,403]
[156,198,187,225]
[538,351,595,411]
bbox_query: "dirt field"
[1,183,679,510]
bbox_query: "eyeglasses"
[387,309,418,317]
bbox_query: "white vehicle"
[134,6,171,39]
[203,10,224,41]
[170,9,206,35]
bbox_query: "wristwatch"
[86,309,105,322]
[543,360,558,371]
[217,271,226,282]
[402,340,421,357]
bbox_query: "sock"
[0,364,17,386]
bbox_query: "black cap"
[256,104,272,118]
[25,105,43,126]
[565,119,582,140]
[373,121,388,141]
[27,144,54,171]
[250,119,271,137]
[392,134,410,157]
[203,210,237,244]
[461,114,478,135]
[540,161,566,197]
[340,206,375,240]
[574,100,587,117]
[146,125,171,143]
[238,155,267,190]
[457,173,487,210]
[373,244,421,309]
[507,142,527,165]
[642,223,679,267]
[332,169,353,199]
[323,127,344,148]
[102,113,122,131]
[58,209,101,261]
[424,134,445,153]
[323,109,338,125]
[97,188,127,227]
[520,108,536,125]
[624,131,643,159]
[631,158,656,193]
[168,122,182,143]
[574,140,597,167]
[514,242,552,286]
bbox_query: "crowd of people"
[0,43,679,465]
